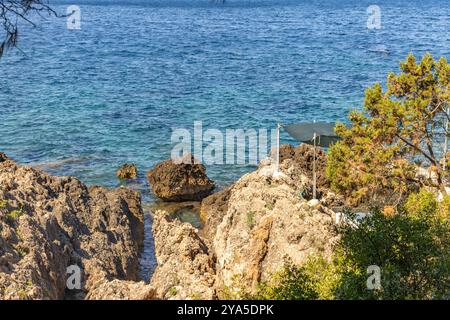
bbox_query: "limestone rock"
[209,162,339,296]
[117,163,138,180]
[0,153,8,163]
[150,210,216,300]
[0,156,145,300]
[200,186,232,241]
[148,158,338,299]
[85,270,155,300]
[147,155,215,202]
[272,144,295,163]
[271,143,329,192]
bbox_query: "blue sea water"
[1,0,450,194]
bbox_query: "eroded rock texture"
[147,155,215,202]
[150,210,216,300]
[0,157,151,300]
[152,156,339,298]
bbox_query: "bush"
[332,190,449,299]
[245,259,319,300]
[246,190,449,300]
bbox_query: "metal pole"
[313,131,317,200]
[443,107,449,172]
[276,123,280,172]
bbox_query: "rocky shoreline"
[0,153,153,299]
[0,145,341,300]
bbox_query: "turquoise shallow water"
[1,0,450,196]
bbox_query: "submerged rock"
[117,163,138,180]
[147,155,215,202]
[151,200,202,229]
[0,156,148,300]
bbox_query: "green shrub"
[7,209,23,220]
[244,190,449,300]
[246,259,319,300]
[332,191,449,299]
[168,287,177,297]
[0,199,7,209]
[403,189,438,219]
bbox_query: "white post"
[275,123,280,173]
[313,131,317,200]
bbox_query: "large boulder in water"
[147,155,215,202]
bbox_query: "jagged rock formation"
[272,143,330,191]
[147,155,215,202]
[150,210,215,300]
[199,187,231,242]
[1,147,339,300]
[210,162,339,296]
[0,155,152,300]
[151,156,340,298]
[116,163,138,180]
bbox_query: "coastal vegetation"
[1,49,448,300]
[246,53,450,300]
[246,189,449,300]
[327,53,450,206]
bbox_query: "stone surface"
[204,161,339,297]
[1,150,339,300]
[154,159,339,298]
[150,210,216,300]
[147,155,215,202]
[0,157,147,300]
[85,272,155,300]
[271,143,330,194]
[200,186,232,242]
[116,163,138,180]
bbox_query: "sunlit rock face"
[0,155,149,300]
[151,158,340,299]
[210,161,339,296]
